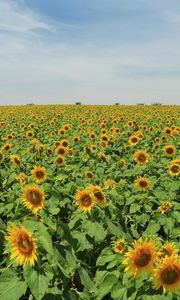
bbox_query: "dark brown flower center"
[132,138,138,143]
[36,171,44,178]
[134,250,151,267]
[138,154,146,162]
[171,165,179,173]
[17,234,33,254]
[161,266,180,284]
[116,242,125,251]
[29,190,42,205]
[57,157,63,164]
[139,180,148,187]
[94,191,104,201]
[166,148,173,154]
[81,195,92,207]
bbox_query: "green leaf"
[111,284,126,300]
[77,265,94,290]
[23,265,51,300]
[83,220,106,242]
[107,220,123,237]
[95,274,118,300]
[144,221,160,234]
[0,275,27,300]
[96,248,115,266]
[129,203,141,214]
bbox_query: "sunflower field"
[0,104,179,300]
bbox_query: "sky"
[0,0,180,105]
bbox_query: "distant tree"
[115,102,120,105]
[137,103,145,105]
[151,102,163,106]
[75,102,82,105]
[26,102,34,105]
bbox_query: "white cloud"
[0,0,180,105]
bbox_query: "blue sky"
[0,0,180,105]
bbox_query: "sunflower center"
[94,191,104,201]
[81,195,92,207]
[138,154,146,162]
[57,157,63,164]
[161,267,180,284]
[166,148,173,154]
[139,180,148,187]
[17,235,33,254]
[134,250,151,267]
[132,138,137,143]
[29,191,42,205]
[171,165,179,173]
[116,242,125,251]
[36,171,43,178]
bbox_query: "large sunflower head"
[88,185,107,207]
[168,163,180,176]
[31,165,47,184]
[134,150,149,165]
[74,189,96,212]
[164,145,176,157]
[23,185,45,214]
[123,237,158,277]
[5,224,37,266]
[153,255,180,292]
[134,177,151,190]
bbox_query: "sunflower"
[134,150,149,165]
[171,158,180,165]
[113,239,126,254]
[88,185,107,207]
[159,201,173,214]
[61,139,68,147]
[164,127,172,136]
[129,135,139,146]
[104,179,116,189]
[11,154,21,167]
[73,136,80,143]
[168,163,180,176]
[23,185,45,214]
[74,189,96,212]
[17,172,26,185]
[164,145,176,157]
[5,224,37,266]
[161,242,178,258]
[134,177,151,190]
[55,146,66,156]
[119,159,126,167]
[85,171,93,179]
[153,255,180,292]
[98,152,107,162]
[26,131,34,138]
[123,237,158,277]
[56,155,65,166]
[3,143,11,151]
[31,165,47,184]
